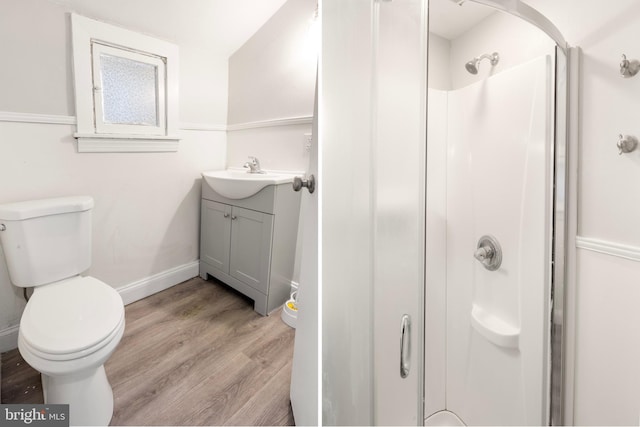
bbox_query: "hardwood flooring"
[1,277,296,426]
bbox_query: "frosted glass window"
[99,54,158,126]
[91,42,166,136]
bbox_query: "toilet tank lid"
[0,196,94,221]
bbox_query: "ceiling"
[49,0,289,57]
[50,0,495,56]
[429,0,496,40]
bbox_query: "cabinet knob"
[223,213,230,218]
[231,215,237,220]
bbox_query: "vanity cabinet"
[200,180,300,315]
[201,201,273,293]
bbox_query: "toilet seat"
[20,276,124,361]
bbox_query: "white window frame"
[71,14,180,152]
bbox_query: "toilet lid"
[20,276,124,355]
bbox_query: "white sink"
[202,169,299,199]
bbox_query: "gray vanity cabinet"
[200,181,300,315]
[201,200,273,293]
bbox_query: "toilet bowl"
[19,277,125,425]
[0,196,125,426]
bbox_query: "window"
[71,14,179,152]
[92,42,166,134]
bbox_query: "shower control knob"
[474,235,502,271]
[474,246,494,262]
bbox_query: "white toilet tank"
[0,196,94,287]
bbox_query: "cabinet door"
[201,200,232,274]
[229,206,274,294]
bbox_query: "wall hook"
[617,134,637,155]
[620,54,640,77]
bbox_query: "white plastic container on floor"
[281,291,298,328]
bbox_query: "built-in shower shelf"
[471,304,520,349]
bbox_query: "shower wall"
[448,11,554,90]
[425,4,560,422]
[426,53,553,425]
[445,54,553,425]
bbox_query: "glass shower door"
[322,0,427,424]
[372,0,427,424]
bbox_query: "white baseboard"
[0,261,200,353]
[0,324,20,353]
[117,261,200,305]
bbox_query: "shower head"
[465,60,480,74]
[465,52,500,75]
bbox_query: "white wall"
[226,124,312,172]
[0,0,74,116]
[227,0,316,125]
[226,0,317,286]
[226,0,316,172]
[180,45,229,125]
[523,1,640,424]
[428,33,452,90]
[0,0,228,351]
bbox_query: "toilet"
[0,196,125,426]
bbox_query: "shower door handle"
[400,314,411,378]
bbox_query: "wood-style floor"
[1,277,296,426]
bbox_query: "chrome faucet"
[243,156,266,174]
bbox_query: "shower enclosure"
[322,0,571,425]
[424,0,570,424]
